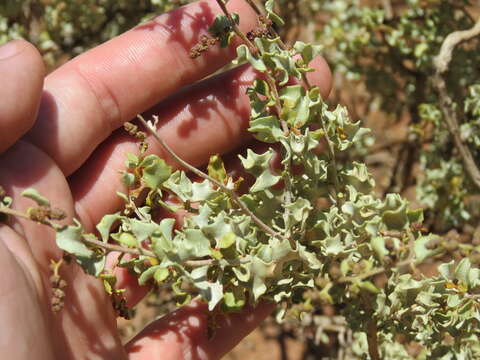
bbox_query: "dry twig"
[433,20,480,189]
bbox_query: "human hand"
[0,0,331,359]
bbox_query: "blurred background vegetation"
[3,0,480,358]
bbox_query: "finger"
[0,141,124,358]
[26,0,258,176]
[0,40,44,153]
[0,228,56,359]
[125,300,274,360]
[71,57,331,231]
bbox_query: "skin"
[0,0,331,359]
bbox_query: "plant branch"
[365,313,381,360]
[433,19,480,189]
[82,235,156,257]
[245,0,343,206]
[0,205,30,220]
[137,115,288,244]
[82,234,248,268]
[381,0,393,20]
[214,0,257,55]
[338,258,413,284]
[218,0,297,243]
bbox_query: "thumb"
[0,40,44,153]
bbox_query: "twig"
[0,205,30,220]
[214,0,257,55]
[137,115,287,243]
[433,20,480,189]
[82,234,248,268]
[365,314,381,360]
[245,0,262,16]
[381,0,393,20]
[82,235,156,257]
[338,258,413,284]
[434,20,480,73]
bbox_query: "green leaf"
[163,171,191,201]
[154,267,170,282]
[454,258,472,285]
[222,289,246,312]
[121,171,136,187]
[207,154,228,184]
[279,85,311,127]
[248,116,284,143]
[208,13,239,37]
[177,229,211,261]
[265,0,285,26]
[138,265,159,286]
[357,281,380,294]
[125,153,139,169]
[139,266,169,285]
[96,212,123,242]
[414,234,440,262]
[191,180,216,202]
[232,264,251,282]
[129,219,160,242]
[371,236,388,261]
[21,188,50,207]
[217,232,236,249]
[285,197,312,227]
[382,194,408,230]
[293,41,323,65]
[324,235,344,255]
[190,266,223,310]
[57,220,92,257]
[56,220,105,276]
[238,149,280,193]
[111,232,137,248]
[235,44,267,72]
[140,154,172,189]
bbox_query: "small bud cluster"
[189,35,219,59]
[124,122,147,142]
[49,259,68,313]
[111,292,132,320]
[124,122,148,153]
[246,15,272,41]
[101,272,132,319]
[28,206,67,224]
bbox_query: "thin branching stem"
[214,0,257,55]
[137,115,288,244]
[338,258,413,284]
[433,19,480,189]
[0,205,30,220]
[82,235,248,268]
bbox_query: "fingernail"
[0,41,20,60]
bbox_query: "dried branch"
[433,20,480,189]
[381,0,393,20]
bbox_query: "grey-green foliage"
[44,2,480,358]
[5,0,480,358]
[0,0,191,68]
[314,0,480,231]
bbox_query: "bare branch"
[433,20,480,189]
[434,20,480,74]
[381,0,393,20]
